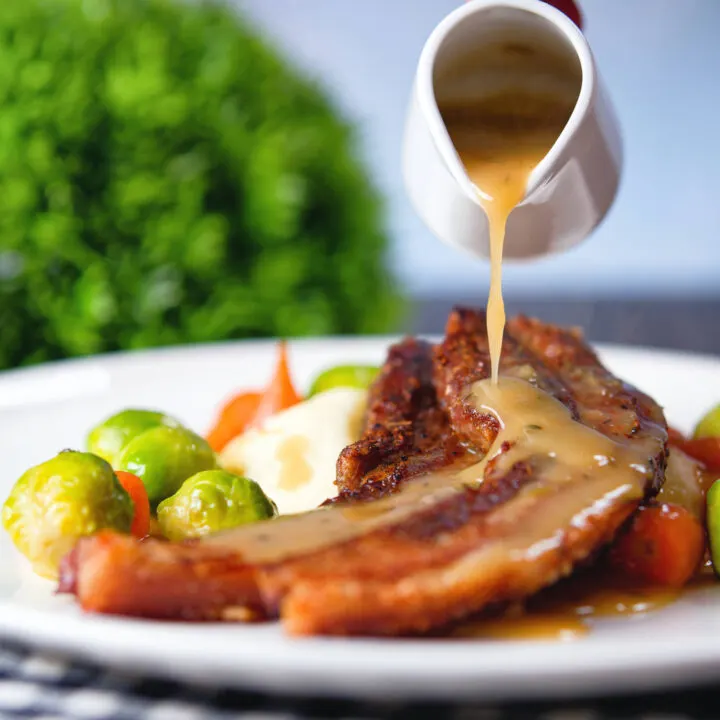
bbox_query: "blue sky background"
[235,0,720,298]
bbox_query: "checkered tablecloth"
[2,640,720,720]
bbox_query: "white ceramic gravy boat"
[402,0,622,260]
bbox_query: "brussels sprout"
[115,426,217,505]
[308,364,379,396]
[707,479,720,577]
[1,451,132,579]
[157,469,277,541]
[87,409,180,464]
[693,404,720,440]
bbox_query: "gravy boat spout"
[402,0,622,260]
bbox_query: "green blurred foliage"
[0,0,401,369]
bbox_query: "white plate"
[1,338,720,702]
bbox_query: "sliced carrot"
[676,438,720,473]
[252,340,303,427]
[667,426,687,447]
[206,391,262,452]
[667,425,720,473]
[115,470,151,539]
[608,503,705,588]
[205,342,303,452]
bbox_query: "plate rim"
[1,598,720,701]
[1,338,719,701]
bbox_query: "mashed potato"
[219,388,366,514]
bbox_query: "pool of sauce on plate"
[438,41,580,383]
[446,570,716,641]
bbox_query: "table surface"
[1,297,719,719]
[4,638,720,720]
[411,297,720,356]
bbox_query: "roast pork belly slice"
[62,309,668,636]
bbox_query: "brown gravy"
[439,44,579,382]
[202,373,683,642]
[203,42,667,633]
[428,44,682,642]
[205,378,664,581]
